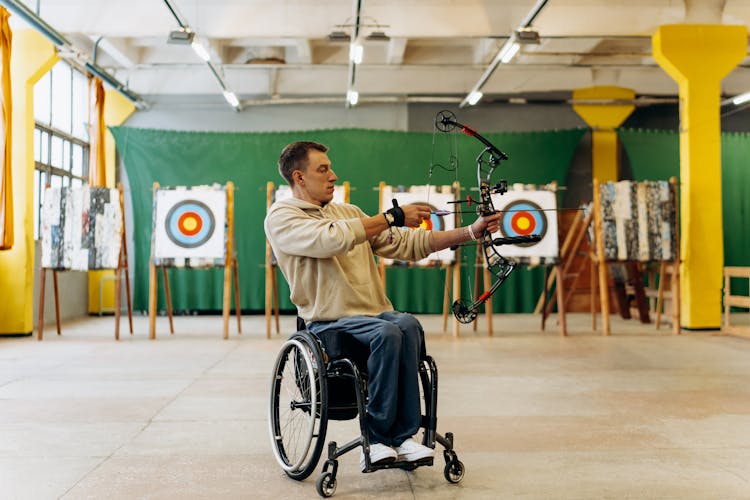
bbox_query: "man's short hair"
[278,141,328,186]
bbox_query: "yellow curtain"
[88,76,105,187]
[0,7,12,250]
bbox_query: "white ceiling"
[8,0,750,107]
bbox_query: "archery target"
[165,200,215,248]
[490,189,558,260]
[500,199,547,244]
[381,185,457,266]
[153,188,226,261]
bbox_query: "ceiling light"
[191,39,211,62]
[167,28,194,45]
[731,92,750,106]
[467,91,483,106]
[500,43,520,64]
[349,43,363,64]
[223,90,240,108]
[347,90,359,106]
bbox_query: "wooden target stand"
[264,181,351,338]
[37,183,134,340]
[148,182,241,340]
[545,178,680,336]
[377,182,465,337]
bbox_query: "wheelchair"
[268,319,465,497]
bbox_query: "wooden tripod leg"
[115,265,122,341]
[591,258,597,332]
[271,266,280,335]
[53,271,61,335]
[148,262,157,339]
[233,259,242,334]
[222,259,232,340]
[483,260,493,337]
[37,268,46,341]
[162,267,174,334]
[541,266,550,331]
[442,266,452,333]
[555,264,567,336]
[655,261,666,329]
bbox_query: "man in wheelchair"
[265,141,500,473]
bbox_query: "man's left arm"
[427,212,502,252]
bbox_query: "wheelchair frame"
[269,329,464,498]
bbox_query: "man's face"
[297,149,338,206]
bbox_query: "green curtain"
[618,127,750,299]
[111,126,586,314]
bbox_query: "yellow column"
[88,89,135,313]
[653,24,746,329]
[0,30,57,335]
[572,86,635,182]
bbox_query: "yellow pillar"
[653,24,746,329]
[572,86,635,182]
[88,89,136,313]
[0,30,57,335]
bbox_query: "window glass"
[40,131,49,164]
[50,63,72,133]
[72,71,88,140]
[72,144,83,177]
[50,135,63,168]
[34,72,51,125]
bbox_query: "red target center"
[510,212,535,235]
[178,211,203,236]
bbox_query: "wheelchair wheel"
[269,332,328,480]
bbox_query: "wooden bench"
[723,266,750,338]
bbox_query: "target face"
[382,185,458,266]
[491,190,559,260]
[500,200,547,245]
[153,188,227,263]
[417,203,444,232]
[165,200,216,248]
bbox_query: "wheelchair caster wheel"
[316,471,337,497]
[444,458,465,484]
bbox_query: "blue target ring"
[165,200,216,248]
[500,200,546,246]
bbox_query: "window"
[33,61,90,240]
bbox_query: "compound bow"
[434,110,540,323]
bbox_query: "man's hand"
[401,204,432,228]
[471,211,502,236]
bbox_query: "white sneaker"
[395,438,434,462]
[360,442,397,471]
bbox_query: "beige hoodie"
[264,197,432,322]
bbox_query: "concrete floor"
[1,313,750,500]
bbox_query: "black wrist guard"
[386,199,405,227]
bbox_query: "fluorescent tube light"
[191,39,211,62]
[349,43,363,64]
[467,91,483,106]
[223,90,240,108]
[347,90,359,106]
[732,92,750,106]
[500,43,520,64]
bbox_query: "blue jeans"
[308,311,423,447]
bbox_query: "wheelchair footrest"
[362,456,434,473]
